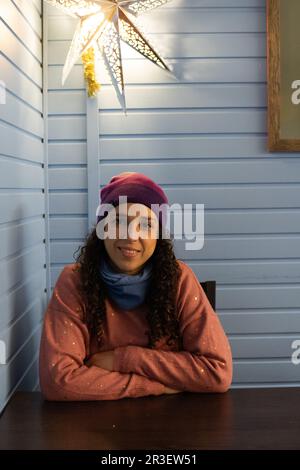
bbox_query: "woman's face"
[103,202,159,275]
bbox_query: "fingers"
[164,386,181,394]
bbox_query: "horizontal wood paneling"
[49,237,300,265]
[219,311,300,334]
[0,192,45,224]
[46,0,266,14]
[49,209,300,236]
[0,270,46,331]
[47,7,266,34]
[233,361,300,383]
[0,91,43,138]
[0,55,42,113]
[0,218,45,261]
[13,0,42,37]
[0,19,42,88]
[0,157,44,189]
[49,84,266,113]
[1,0,42,61]
[48,58,266,89]
[49,217,88,239]
[0,121,43,163]
[48,167,87,189]
[48,29,266,58]
[0,324,42,414]
[98,110,266,134]
[0,298,45,364]
[99,161,300,184]
[0,0,45,413]
[49,192,88,214]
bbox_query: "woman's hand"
[85,350,115,371]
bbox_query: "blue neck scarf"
[99,253,153,310]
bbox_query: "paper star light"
[45,0,175,111]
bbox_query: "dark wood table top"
[0,388,299,450]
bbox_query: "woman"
[39,172,232,401]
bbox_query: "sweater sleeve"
[39,265,166,401]
[113,261,233,393]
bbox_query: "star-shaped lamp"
[45,0,175,112]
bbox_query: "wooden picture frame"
[267,0,300,151]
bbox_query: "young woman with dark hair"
[39,172,232,401]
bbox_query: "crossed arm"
[39,263,232,401]
[84,350,181,395]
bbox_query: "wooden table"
[0,388,299,450]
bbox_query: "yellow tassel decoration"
[81,47,101,98]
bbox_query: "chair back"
[200,281,216,310]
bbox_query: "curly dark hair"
[72,224,183,350]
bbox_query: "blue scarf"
[99,253,153,310]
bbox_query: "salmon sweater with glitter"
[39,260,233,401]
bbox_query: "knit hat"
[96,172,169,230]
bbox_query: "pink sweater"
[39,260,232,401]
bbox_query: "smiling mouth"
[118,247,141,258]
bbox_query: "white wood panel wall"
[47,0,300,387]
[0,0,46,413]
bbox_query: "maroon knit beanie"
[96,172,169,228]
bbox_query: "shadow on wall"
[0,205,46,414]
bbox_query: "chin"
[120,259,144,272]
[120,260,140,269]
